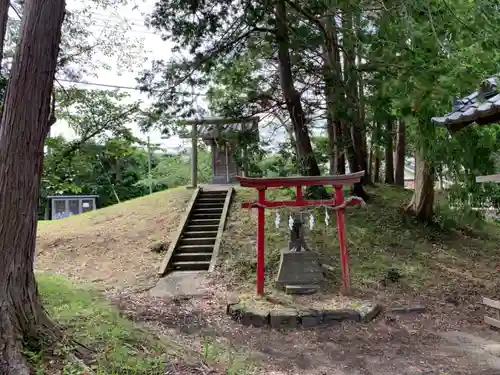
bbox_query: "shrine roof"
[176,116,259,140]
[431,75,500,131]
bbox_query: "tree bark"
[341,7,368,200]
[394,119,406,186]
[384,118,394,184]
[373,146,381,183]
[275,0,322,178]
[406,146,435,222]
[0,0,9,69]
[323,10,345,175]
[0,0,66,373]
[367,138,373,178]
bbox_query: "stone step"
[186,224,219,232]
[193,207,223,212]
[195,202,224,208]
[200,190,227,194]
[189,218,220,226]
[173,252,212,262]
[176,244,214,253]
[180,237,216,246]
[198,191,227,198]
[183,231,218,238]
[198,197,226,203]
[171,261,210,271]
[190,213,222,220]
[284,284,320,295]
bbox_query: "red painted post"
[256,188,266,295]
[334,186,351,294]
[296,185,303,203]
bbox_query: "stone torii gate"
[163,117,259,188]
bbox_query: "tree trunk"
[373,146,381,183]
[275,0,322,178]
[355,11,371,184]
[323,10,345,175]
[0,0,9,68]
[384,118,394,184]
[406,147,435,221]
[367,138,373,178]
[0,0,66,373]
[341,8,368,200]
[394,119,406,186]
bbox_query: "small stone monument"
[275,214,325,295]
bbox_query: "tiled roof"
[197,122,254,139]
[431,76,500,129]
[176,117,259,139]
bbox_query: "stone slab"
[150,271,208,298]
[299,310,322,327]
[227,303,245,321]
[359,303,383,322]
[285,284,320,295]
[390,306,427,315]
[270,309,299,329]
[275,251,325,288]
[240,308,270,327]
[226,297,380,329]
[323,309,361,323]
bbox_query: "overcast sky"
[47,0,185,151]
[33,0,293,153]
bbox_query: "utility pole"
[147,135,152,195]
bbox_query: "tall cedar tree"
[0,0,66,373]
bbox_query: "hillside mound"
[219,185,500,299]
[36,188,192,290]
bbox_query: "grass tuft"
[34,274,169,374]
[220,184,500,296]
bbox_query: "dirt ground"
[110,272,500,375]
[36,188,192,290]
[36,186,500,374]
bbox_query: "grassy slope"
[36,184,500,297]
[33,184,500,373]
[36,187,193,290]
[35,274,175,375]
[220,185,500,298]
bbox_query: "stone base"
[284,284,320,295]
[275,250,325,290]
[226,299,382,329]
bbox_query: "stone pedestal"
[275,250,325,291]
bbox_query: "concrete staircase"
[158,188,233,275]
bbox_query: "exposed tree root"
[0,289,94,375]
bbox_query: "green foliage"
[223,185,500,294]
[139,148,212,188]
[35,274,167,374]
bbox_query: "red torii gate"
[236,171,365,296]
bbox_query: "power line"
[57,78,142,91]
[56,78,208,97]
[8,5,201,98]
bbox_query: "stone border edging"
[226,301,382,329]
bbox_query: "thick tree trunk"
[373,147,381,183]
[323,11,345,175]
[341,8,368,200]
[384,118,394,184]
[0,0,66,373]
[394,119,406,186]
[374,146,381,183]
[367,138,373,178]
[406,147,435,221]
[0,0,9,68]
[275,0,322,178]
